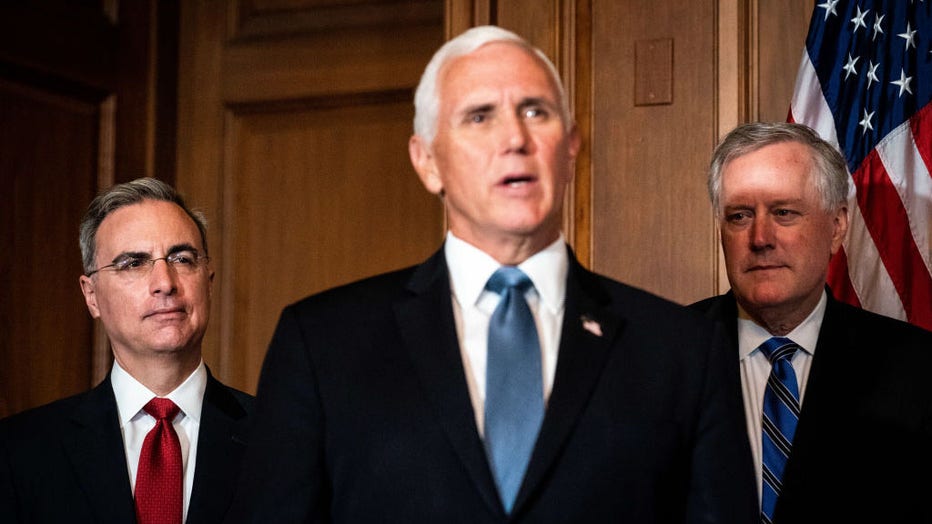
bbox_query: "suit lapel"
[63,379,137,522]
[708,291,740,352]
[514,254,620,512]
[780,291,842,501]
[393,249,502,514]
[187,371,250,523]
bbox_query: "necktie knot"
[759,336,799,364]
[486,266,533,295]
[144,398,180,421]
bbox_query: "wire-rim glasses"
[85,250,210,279]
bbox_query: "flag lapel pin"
[581,315,603,337]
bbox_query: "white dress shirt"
[445,231,568,436]
[112,359,207,523]
[737,290,825,502]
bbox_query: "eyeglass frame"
[85,249,210,278]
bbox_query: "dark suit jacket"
[0,367,254,523]
[230,247,758,523]
[691,290,932,524]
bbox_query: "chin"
[745,288,791,310]
[148,332,195,352]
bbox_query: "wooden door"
[176,1,446,393]
[0,0,171,417]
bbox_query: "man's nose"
[749,216,775,249]
[501,113,530,153]
[148,258,179,295]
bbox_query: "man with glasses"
[0,177,254,523]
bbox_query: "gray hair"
[412,25,573,145]
[79,177,208,275]
[708,122,850,216]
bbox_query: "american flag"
[788,0,932,331]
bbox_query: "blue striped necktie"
[760,337,801,523]
[483,266,544,514]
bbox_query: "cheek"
[720,230,744,252]
[189,279,213,308]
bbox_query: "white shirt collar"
[111,359,208,426]
[444,231,567,314]
[737,289,826,359]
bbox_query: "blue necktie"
[760,337,801,523]
[484,267,544,514]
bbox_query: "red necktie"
[135,398,183,524]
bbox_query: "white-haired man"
[231,26,757,523]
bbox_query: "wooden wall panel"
[589,0,719,305]
[177,0,445,393]
[222,26,441,104]
[225,99,443,392]
[0,2,163,417]
[0,85,100,417]
[496,2,562,57]
[756,0,813,122]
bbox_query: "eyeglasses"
[86,250,210,278]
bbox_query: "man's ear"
[567,124,582,161]
[409,135,443,196]
[830,204,849,255]
[79,275,102,319]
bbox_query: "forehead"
[721,142,816,198]
[96,200,202,254]
[438,42,559,105]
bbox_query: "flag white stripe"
[789,51,841,150]
[846,201,907,320]
[789,52,907,320]
[876,126,932,277]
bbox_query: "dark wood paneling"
[589,0,719,304]
[115,0,181,186]
[235,0,442,36]
[0,1,170,416]
[0,2,117,93]
[757,0,813,121]
[224,97,443,390]
[177,0,445,392]
[0,83,100,417]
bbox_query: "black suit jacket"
[230,247,758,523]
[691,290,932,523]
[0,367,254,523]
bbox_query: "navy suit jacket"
[691,290,932,523]
[0,368,254,523]
[230,247,758,523]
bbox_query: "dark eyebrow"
[109,243,199,263]
[110,251,149,264]
[167,243,199,256]
[518,97,548,107]
[518,97,556,111]
[462,103,495,115]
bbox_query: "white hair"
[412,25,572,145]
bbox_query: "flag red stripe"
[911,105,932,184]
[852,152,932,331]
[827,247,861,308]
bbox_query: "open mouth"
[500,174,536,186]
